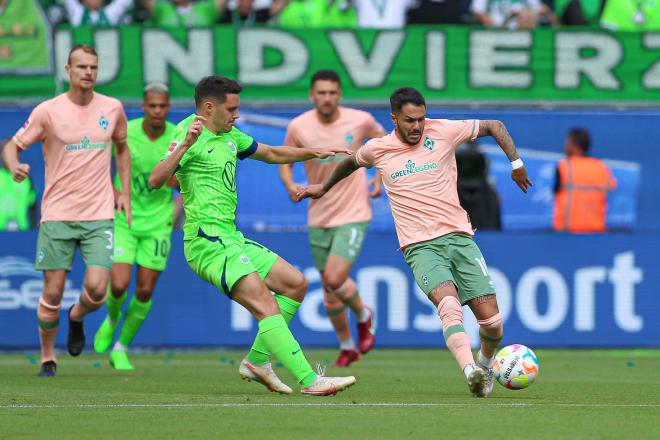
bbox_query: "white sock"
[339,338,356,351]
[463,363,477,379]
[113,341,127,352]
[356,307,371,323]
[478,350,495,370]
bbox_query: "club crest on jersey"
[345,131,354,146]
[423,136,435,151]
[99,115,109,131]
[227,141,237,154]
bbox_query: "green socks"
[247,294,300,365]
[257,314,316,386]
[106,290,127,323]
[118,296,152,347]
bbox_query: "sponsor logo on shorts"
[37,250,45,263]
[65,136,107,152]
[422,275,429,287]
[390,160,438,181]
[99,115,109,131]
[115,246,124,257]
[240,255,249,265]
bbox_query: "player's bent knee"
[284,274,307,302]
[80,288,107,311]
[322,272,347,292]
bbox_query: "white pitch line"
[1,403,659,410]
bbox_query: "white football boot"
[239,358,293,395]
[300,364,356,396]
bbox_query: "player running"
[149,75,356,396]
[280,70,384,367]
[1,44,131,376]
[93,83,176,370]
[297,87,533,397]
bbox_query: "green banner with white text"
[2,25,660,103]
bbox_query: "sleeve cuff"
[237,140,258,160]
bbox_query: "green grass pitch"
[1,349,659,439]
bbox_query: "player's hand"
[368,176,382,198]
[315,148,353,160]
[184,115,206,147]
[512,166,533,193]
[287,183,304,202]
[296,184,326,201]
[10,163,30,183]
[116,191,132,227]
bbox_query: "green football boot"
[94,314,120,354]
[109,350,135,371]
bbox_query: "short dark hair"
[390,87,426,113]
[311,70,341,88]
[67,44,98,64]
[567,128,591,153]
[194,76,242,108]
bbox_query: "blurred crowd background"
[34,0,659,31]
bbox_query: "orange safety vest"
[553,156,617,233]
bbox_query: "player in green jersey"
[93,83,177,370]
[149,76,356,396]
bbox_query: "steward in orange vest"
[553,129,616,233]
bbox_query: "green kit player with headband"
[149,75,356,396]
[94,83,176,370]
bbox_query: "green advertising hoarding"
[2,25,660,103]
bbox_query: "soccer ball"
[493,344,539,390]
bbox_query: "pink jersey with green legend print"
[13,92,127,222]
[285,107,385,228]
[354,119,480,249]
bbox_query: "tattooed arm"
[477,120,532,193]
[296,156,361,201]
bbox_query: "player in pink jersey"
[1,45,132,377]
[298,87,532,397]
[280,70,384,367]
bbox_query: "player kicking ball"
[93,83,176,370]
[149,75,356,396]
[298,87,533,397]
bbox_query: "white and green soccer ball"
[493,344,539,390]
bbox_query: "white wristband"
[511,158,524,170]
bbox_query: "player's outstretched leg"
[108,296,152,370]
[37,297,61,377]
[37,271,67,376]
[435,289,485,397]
[469,295,503,398]
[324,292,359,367]
[69,267,109,356]
[94,290,127,354]
[235,273,356,396]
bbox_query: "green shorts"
[184,227,279,296]
[36,220,114,271]
[113,219,172,271]
[403,233,496,305]
[308,222,368,272]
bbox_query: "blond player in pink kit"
[298,87,533,397]
[280,70,384,367]
[1,45,132,377]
